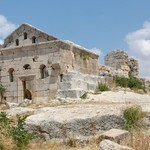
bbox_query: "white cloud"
[126,21,150,78]
[0,15,17,44]
[90,47,102,55]
[90,47,104,64]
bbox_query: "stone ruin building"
[0,24,143,104]
[99,50,139,78]
[0,23,100,103]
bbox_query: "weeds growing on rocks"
[123,106,146,131]
[80,92,88,99]
[95,82,109,93]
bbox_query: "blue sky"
[0,0,150,78]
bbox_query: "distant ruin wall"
[103,50,139,77]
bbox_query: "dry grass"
[25,130,150,150]
[131,130,150,150]
[27,140,98,150]
[0,127,16,150]
[0,129,150,150]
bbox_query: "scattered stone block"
[99,139,134,150]
[101,128,131,145]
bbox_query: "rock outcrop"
[25,104,124,140]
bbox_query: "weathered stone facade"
[0,24,99,103]
[103,50,139,77]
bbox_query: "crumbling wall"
[72,47,99,75]
[128,58,139,77]
[99,65,129,77]
[140,78,150,92]
[105,50,128,69]
[104,50,139,77]
[58,40,99,76]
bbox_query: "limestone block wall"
[104,50,139,77]
[3,24,57,48]
[105,50,128,69]
[50,40,99,76]
[57,71,102,99]
[72,47,99,75]
[0,41,62,103]
[0,40,100,103]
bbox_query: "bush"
[0,112,35,150]
[10,115,35,149]
[128,77,143,89]
[96,83,109,92]
[113,75,145,92]
[123,106,146,131]
[80,92,88,99]
[0,112,11,127]
[113,76,129,88]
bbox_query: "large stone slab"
[101,129,131,145]
[99,139,134,150]
[25,104,124,140]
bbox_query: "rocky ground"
[2,90,150,143]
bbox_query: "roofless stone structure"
[103,50,139,77]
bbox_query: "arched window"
[32,36,36,43]
[8,68,14,82]
[16,39,19,46]
[40,64,48,79]
[23,32,27,39]
[23,64,31,70]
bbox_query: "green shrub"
[113,75,145,92]
[123,106,146,131]
[0,112,11,127]
[113,76,129,88]
[80,92,88,99]
[10,115,35,149]
[96,83,109,92]
[128,77,143,89]
[0,112,35,150]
